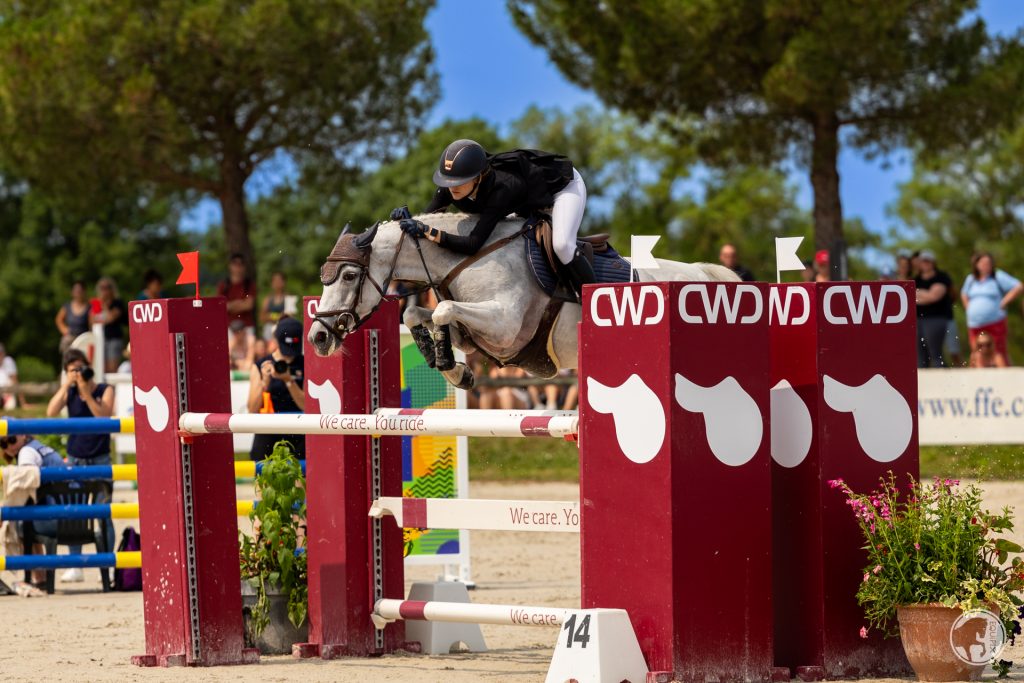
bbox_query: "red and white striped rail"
[178,408,578,439]
[370,497,580,533]
[372,598,570,629]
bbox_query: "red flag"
[176,251,200,299]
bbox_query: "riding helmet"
[433,139,488,187]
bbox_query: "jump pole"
[128,297,255,667]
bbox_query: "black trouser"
[917,317,948,368]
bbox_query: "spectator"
[0,434,64,468]
[91,277,126,374]
[800,259,815,283]
[0,343,23,410]
[55,280,91,354]
[252,338,268,362]
[218,254,256,338]
[894,249,915,280]
[247,318,305,460]
[814,250,831,282]
[136,269,165,300]
[961,251,1023,364]
[718,243,755,282]
[914,251,954,368]
[117,343,132,375]
[260,271,289,340]
[969,331,1008,368]
[229,319,254,372]
[45,349,115,582]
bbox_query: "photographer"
[246,317,305,460]
[45,349,116,582]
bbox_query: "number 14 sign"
[545,609,649,683]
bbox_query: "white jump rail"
[370,497,581,533]
[179,408,578,439]
[372,598,570,629]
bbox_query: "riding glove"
[400,218,428,238]
[390,206,412,221]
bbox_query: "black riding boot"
[563,248,597,301]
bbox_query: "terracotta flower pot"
[897,604,1000,681]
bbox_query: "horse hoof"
[453,364,475,391]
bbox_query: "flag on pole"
[630,235,660,281]
[176,251,200,300]
[775,237,804,284]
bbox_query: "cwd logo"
[823,285,908,325]
[678,284,763,324]
[131,302,163,324]
[768,287,811,326]
[590,286,665,327]
[306,298,320,320]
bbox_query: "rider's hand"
[390,206,412,221]
[400,218,427,239]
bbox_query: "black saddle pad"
[524,227,632,297]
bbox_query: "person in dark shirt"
[91,277,126,373]
[136,269,166,300]
[393,139,595,294]
[218,254,257,336]
[914,250,954,368]
[718,243,755,282]
[246,317,305,460]
[45,349,116,581]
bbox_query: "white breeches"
[551,168,587,264]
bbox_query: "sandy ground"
[0,480,1022,683]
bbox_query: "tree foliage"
[508,0,1024,269]
[0,0,438,275]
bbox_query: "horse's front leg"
[402,304,437,368]
[430,299,511,391]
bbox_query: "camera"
[273,359,289,375]
[81,367,95,381]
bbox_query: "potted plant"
[239,441,308,654]
[831,475,1023,681]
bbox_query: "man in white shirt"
[0,434,64,467]
[0,343,18,409]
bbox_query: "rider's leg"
[551,169,595,295]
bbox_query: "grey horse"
[308,213,739,389]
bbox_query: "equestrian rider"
[392,139,596,293]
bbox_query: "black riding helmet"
[433,139,488,187]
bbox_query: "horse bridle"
[312,224,413,342]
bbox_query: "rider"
[392,139,596,294]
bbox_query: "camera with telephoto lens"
[80,367,95,381]
[273,359,289,375]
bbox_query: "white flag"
[630,235,660,270]
[775,236,805,283]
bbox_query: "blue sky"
[184,0,1024,242]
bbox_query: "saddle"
[524,217,631,301]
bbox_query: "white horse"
[308,213,738,389]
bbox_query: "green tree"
[0,0,437,277]
[892,121,1024,359]
[508,0,1023,274]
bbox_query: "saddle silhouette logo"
[678,284,763,325]
[768,287,811,326]
[823,374,912,462]
[307,379,341,415]
[133,385,169,433]
[674,374,762,466]
[585,374,665,464]
[590,286,665,327]
[823,284,907,325]
[131,302,164,324]
[770,380,812,468]
[306,298,319,320]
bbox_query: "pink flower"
[828,479,844,489]
[860,626,868,639]
[873,565,882,574]
[863,573,870,583]
[914,543,920,550]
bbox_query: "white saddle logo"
[308,378,342,415]
[823,374,912,462]
[134,386,169,433]
[674,374,762,467]
[770,380,812,468]
[586,374,665,464]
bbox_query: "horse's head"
[308,222,383,356]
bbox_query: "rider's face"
[449,177,478,200]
